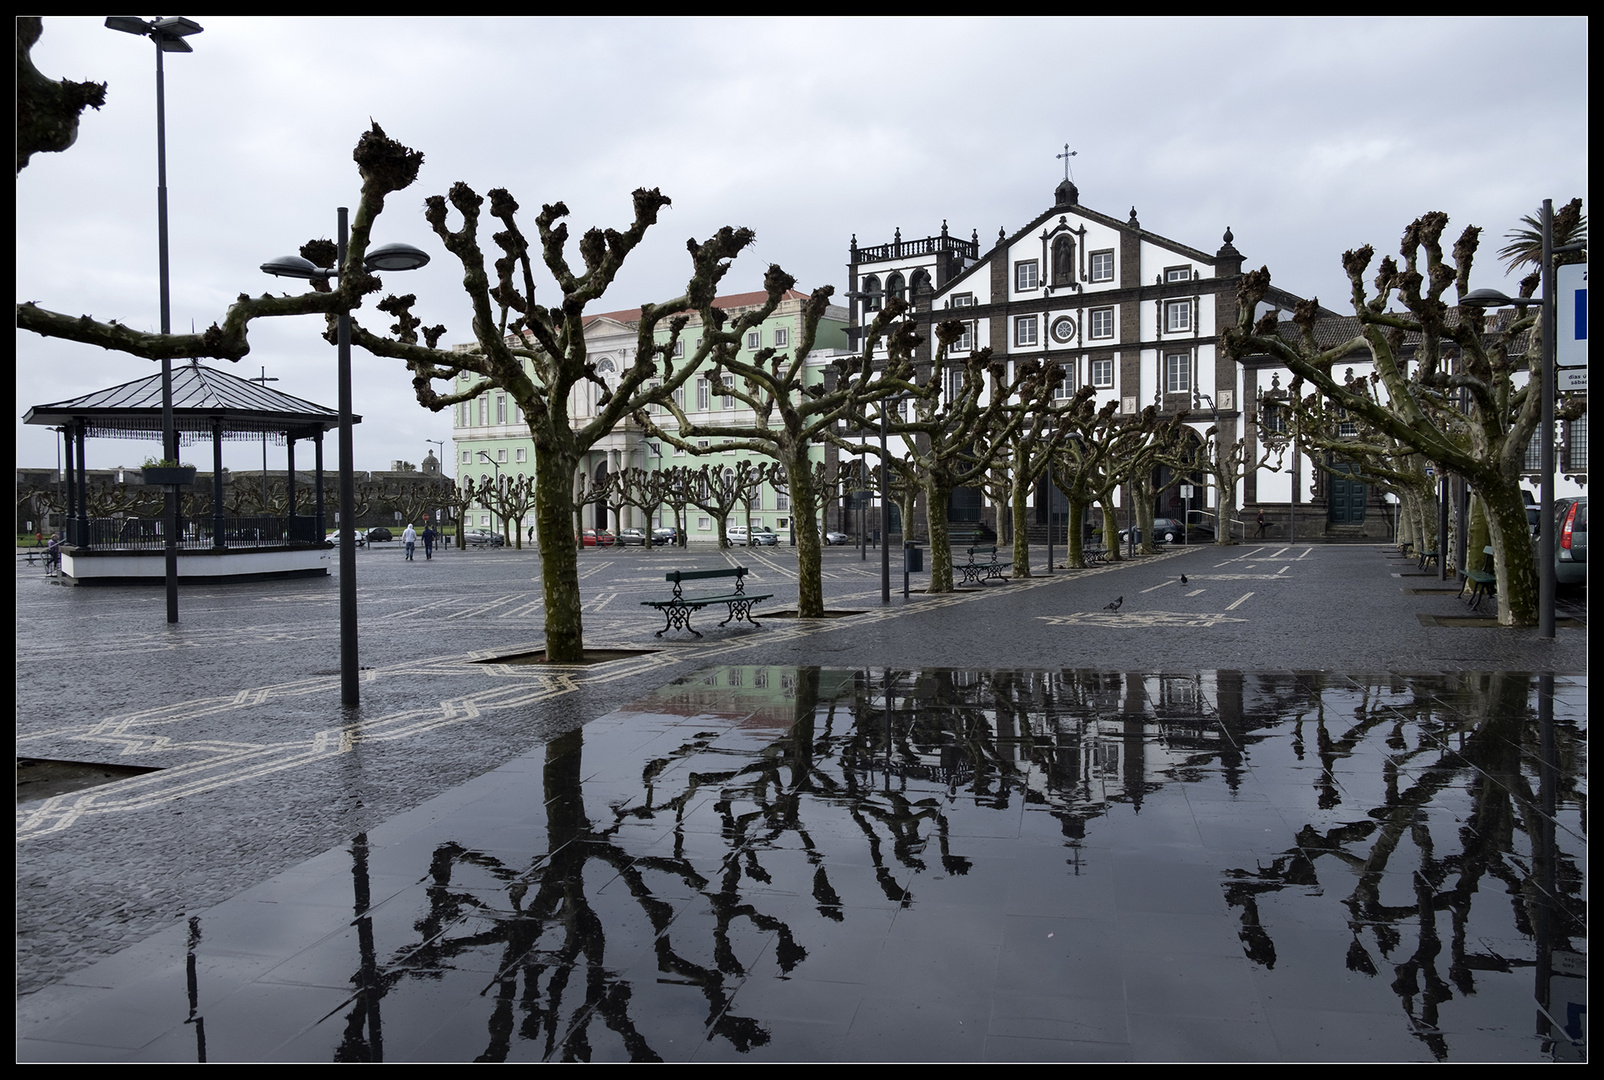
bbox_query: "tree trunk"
[1065,496,1085,569]
[1101,502,1123,562]
[1479,477,1539,627]
[1010,474,1031,577]
[535,450,585,662]
[785,456,826,618]
[925,479,955,593]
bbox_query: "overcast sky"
[16,16,1589,475]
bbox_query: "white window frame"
[1090,307,1115,339]
[722,375,734,409]
[496,395,507,424]
[954,321,974,352]
[462,449,472,464]
[1089,250,1115,282]
[950,292,975,308]
[516,448,527,463]
[1015,260,1040,291]
[497,448,508,463]
[1165,266,1192,283]
[672,339,684,357]
[1091,357,1114,388]
[1166,353,1191,394]
[1015,315,1039,347]
[746,330,761,350]
[1165,300,1191,333]
[773,327,788,348]
[696,378,710,411]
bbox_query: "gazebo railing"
[73,515,327,551]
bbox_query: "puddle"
[76,668,1587,1061]
[17,758,162,804]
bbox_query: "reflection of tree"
[1215,672,1586,1061]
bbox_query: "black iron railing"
[73,515,327,551]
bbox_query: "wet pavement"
[15,542,1589,1060]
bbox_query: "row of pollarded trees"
[1222,202,1587,627]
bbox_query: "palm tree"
[1497,198,1586,274]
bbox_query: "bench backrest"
[967,546,997,557]
[666,567,747,584]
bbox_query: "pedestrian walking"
[1256,509,1267,538]
[422,523,436,560]
[403,522,418,561]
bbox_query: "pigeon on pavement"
[1180,573,1189,585]
[1103,596,1123,612]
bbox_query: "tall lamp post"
[107,15,202,625]
[477,450,503,539]
[262,221,429,707]
[1460,198,1586,640]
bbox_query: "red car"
[581,529,616,547]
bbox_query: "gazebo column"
[286,434,297,541]
[212,417,226,549]
[62,426,78,546]
[74,422,90,549]
[314,430,326,538]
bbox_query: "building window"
[480,514,489,526]
[953,321,974,352]
[1165,300,1191,333]
[497,448,508,463]
[478,398,487,425]
[862,275,882,312]
[1166,353,1191,394]
[1565,415,1588,472]
[1261,403,1287,434]
[696,378,710,411]
[1015,260,1040,291]
[950,293,975,308]
[674,385,685,411]
[746,330,761,350]
[516,448,527,463]
[648,381,662,413]
[1015,316,1038,347]
[1165,266,1192,283]
[773,327,788,348]
[1091,357,1114,388]
[887,272,906,304]
[462,450,472,464]
[674,442,685,456]
[673,338,684,357]
[1090,308,1114,339]
[697,517,711,531]
[1090,250,1114,282]
[722,375,734,409]
[1054,364,1074,399]
[1050,316,1076,344]
[776,491,790,512]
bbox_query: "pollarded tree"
[1224,210,1586,626]
[352,182,794,659]
[639,293,920,615]
[855,332,1049,594]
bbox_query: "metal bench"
[642,567,772,638]
[958,545,1011,585]
[1461,546,1497,611]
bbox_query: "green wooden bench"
[643,567,772,638]
[1461,546,1497,611]
[959,545,1011,585]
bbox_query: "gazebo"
[24,362,358,583]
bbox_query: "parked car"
[1119,518,1188,545]
[751,529,779,546]
[365,527,394,543]
[464,529,505,547]
[824,531,849,546]
[1554,496,1587,587]
[582,529,616,547]
[328,529,366,547]
[618,528,648,546]
[725,525,750,546]
[651,527,681,546]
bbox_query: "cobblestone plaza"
[16,541,1588,1061]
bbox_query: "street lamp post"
[262,221,429,707]
[477,450,503,539]
[1459,199,1585,639]
[107,15,202,625]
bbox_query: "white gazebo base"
[61,546,331,584]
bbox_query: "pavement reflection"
[19,668,1587,1062]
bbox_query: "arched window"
[1052,234,1075,287]
[908,268,930,303]
[886,272,906,305]
[862,275,882,312]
